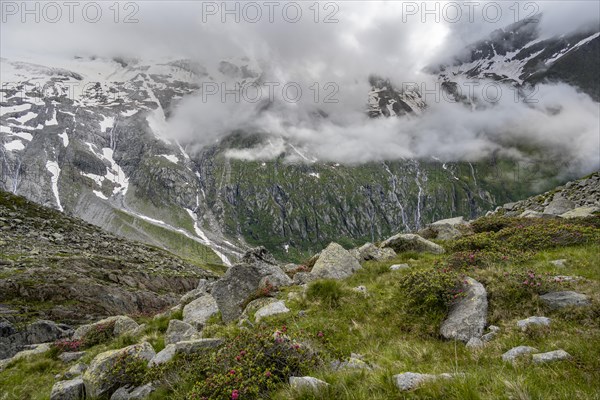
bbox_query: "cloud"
[2,1,598,175]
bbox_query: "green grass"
[1,217,599,400]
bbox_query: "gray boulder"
[393,372,456,391]
[83,342,155,398]
[165,320,199,345]
[25,320,72,344]
[532,350,571,364]
[212,248,292,323]
[380,233,444,254]
[466,337,484,349]
[502,346,538,363]
[254,300,290,322]
[559,206,599,219]
[424,216,470,240]
[182,295,219,330]
[310,242,362,280]
[148,344,176,367]
[179,288,208,305]
[390,264,410,271]
[64,363,87,379]
[440,277,487,342]
[544,195,575,215]
[517,317,551,331]
[73,316,139,340]
[289,376,329,393]
[540,291,590,310]
[352,243,396,262]
[50,377,85,400]
[59,351,86,363]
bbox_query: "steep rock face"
[194,133,557,260]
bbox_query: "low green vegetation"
[1,216,598,399]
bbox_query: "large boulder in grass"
[50,377,85,400]
[540,291,590,310]
[73,316,138,340]
[351,243,396,262]
[310,243,362,280]
[440,277,487,342]
[420,217,470,240]
[165,320,200,345]
[82,342,155,398]
[182,295,219,330]
[211,247,292,323]
[379,234,445,254]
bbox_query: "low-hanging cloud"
[2,1,599,175]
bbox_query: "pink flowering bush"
[183,325,320,400]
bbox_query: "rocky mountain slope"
[0,189,217,326]
[433,15,600,100]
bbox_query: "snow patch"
[46,160,63,211]
[4,140,25,151]
[0,103,31,116]
[160,154,179,163]
[58,132,69,147]
[93,190,108,200]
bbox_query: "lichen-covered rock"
[540,291,590,310]
[289,376,329,392]
[559,206,599,218]
[517,316,551,331]
[82,342,155,398]
[422,216,470,240]
[310,243,362,280]
[440,277,487,342]
[212,248,292,323]
[393,372,456,391]
[182,295,219,329]
[380,234,444,254]
[165,320,199,345]
[50,377,85,400]
[73,316,138,340]
[352,243,396,262]
[174,338,224,355]
[254,300,290,322]
[532,350,571,364]
[59,351,86,363]
[502,346,538,363]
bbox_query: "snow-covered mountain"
[1,16,598,264]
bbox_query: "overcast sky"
[1,1,599,174]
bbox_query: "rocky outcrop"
[497,172,600,216]
[111,383,155,399]
[149,338,224,366]
[380,233,445,254]
[310,243,362,280]
[1,320,71,360]
[211,248,292,323]
[440,277,487,342]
